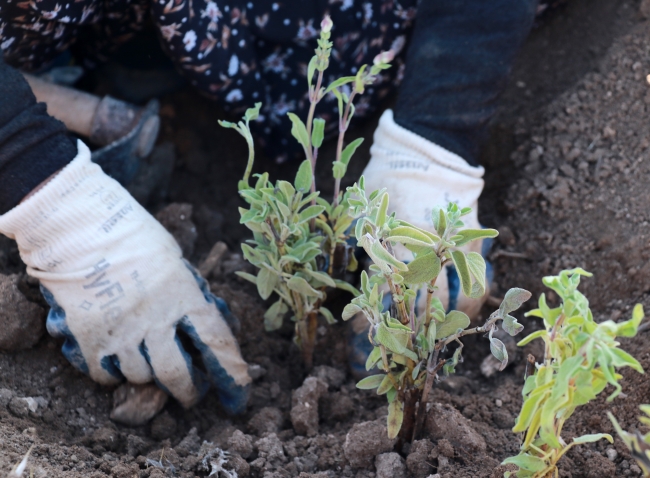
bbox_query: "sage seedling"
[343,181,530,441]
[221,16,393,369]
[503,270,644,478]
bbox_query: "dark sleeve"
[393,0,538,166]
[0,51,77,214]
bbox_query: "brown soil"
[1,0,650,476]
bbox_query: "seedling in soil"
[221,16,393,369]
[343,182,530,442]
[503,269,644,478]
[609,404,650,476]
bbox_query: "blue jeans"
[395,0,539,166]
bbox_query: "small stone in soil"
[606,448,618,462]
[375,452,406,478]
[110,382,168,426]
[310,365,346,389]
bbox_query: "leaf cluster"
[222,17,394,365]
[344,181,528,439]
[609,405,650,476]
[503,269,645,477]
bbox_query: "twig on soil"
[491,250,530,260]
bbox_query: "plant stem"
[242,133,255,185]
[333,90,358,207]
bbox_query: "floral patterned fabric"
[0,0,417,160]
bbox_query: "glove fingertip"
[177,318,250,414]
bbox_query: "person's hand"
[361,109,491,318]
[0,141,251,413]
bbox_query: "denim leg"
[394,0,538,166]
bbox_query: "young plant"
[503,270,644,478]
[609,404,650,476]
[343,180,530,442]
[220,16,394,369]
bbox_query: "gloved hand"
[0,141,251,413]
[348,110,492,377]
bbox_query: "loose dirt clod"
[291,376,328,437]
[375,452,407,478]
[155,202,198,257]
[425,403,486,453]
[406,438,435,478]
[227,429,254,459]
[0,274,44,351]
[343,420,396,469]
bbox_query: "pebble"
[495,399,503,407]
[606,448,618,462]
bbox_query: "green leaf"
[312,118,325,149]
[298,205,325,224]
[324,76,356,94]
[319,306,337,325]
[376,323,418,361]
[501,454,546,473]
[427,321,437,350]
[287,276,323,298]
[503,314,525,336]
[366,346,382,371]
[287,112,310,153]
[466,252,487,297]
[342,303,362,321]
[387,226,437,246]
[340,138,364,166]
[401,253,441,285]
[572,433,613,445]
[609,348,644,373]
[387,399,404,439]
[257,268,277,300]
[517,329,547,347]
[376,193,389,229]
[436,311,470,339]
[500,288,533,316]
[376,374,394,395]
[307,56,317,87]
[303,269,336,288]
[332,161,347,179]
[294,159,313,192]
[264,299,288,331]
[335,279,361,297]
[356,374,385,390]
[363,236,408,272]
[450,251,472,298]
[235,271,258,285]
[616,303,644,337]
[452,228,499,247]
[490,336,508,371]
[245,102,262,122]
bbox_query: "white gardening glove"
[0,141,251,413]
[363,110,491,319]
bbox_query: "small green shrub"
[221,16,393,368]
[343,180,529,441]
[503,269,644,478]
